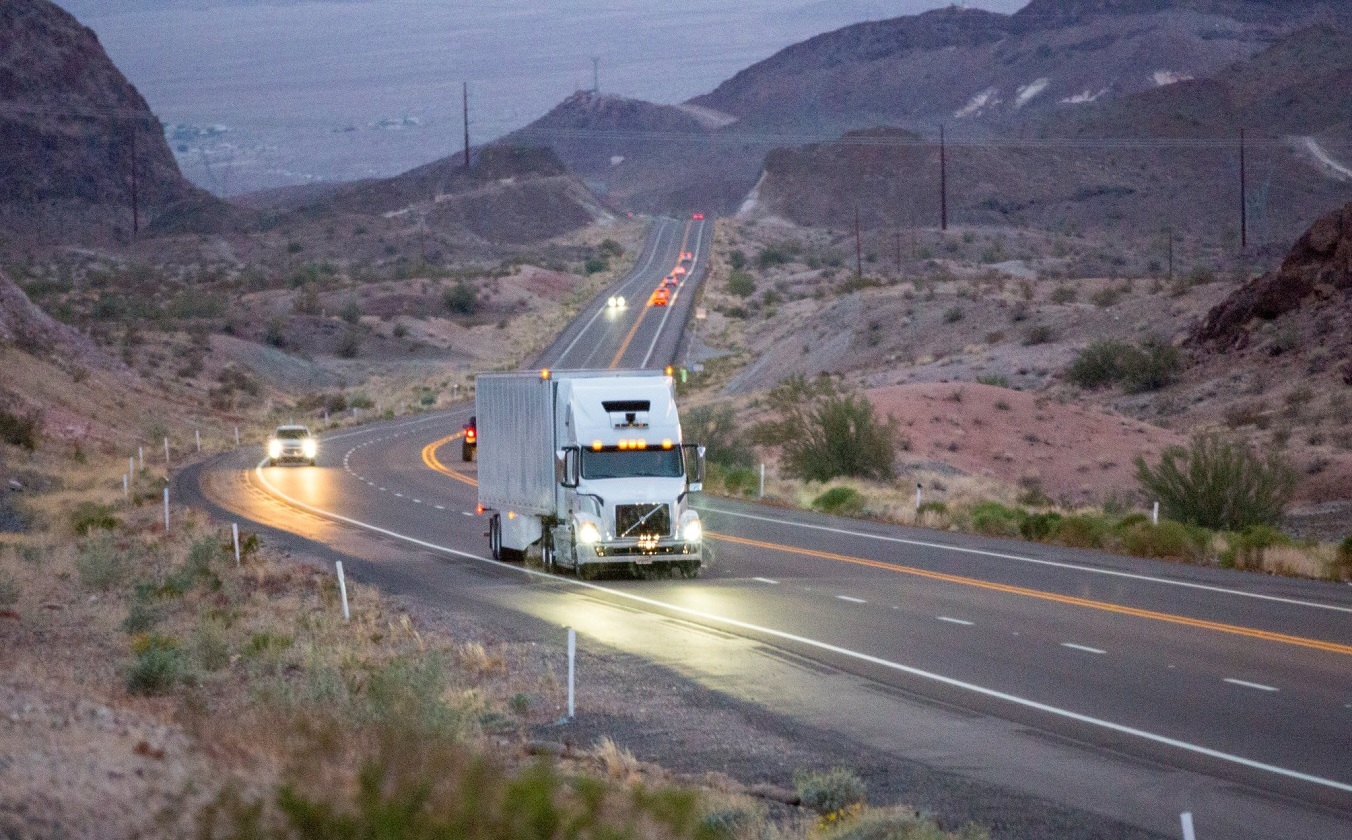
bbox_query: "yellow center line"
[710,532,1352,657]
[608,219,694,369]
[421,432,477,488]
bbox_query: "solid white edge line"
[754,577,780,585]
[704,506,1352,614]
[837,595,867,604]
[1062,643,1107,655]
[252,457,1351,795]
[1224,678,1279,692]
[938,616,975,626]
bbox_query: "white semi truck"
[475,369,705,578]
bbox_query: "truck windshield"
[581,448,683,479]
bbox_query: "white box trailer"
[476,369,704,578]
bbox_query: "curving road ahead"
[189,217,1352,840]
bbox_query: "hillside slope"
[0,0,240,248]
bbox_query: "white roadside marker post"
[138,446,144,468]
[164,436,170,465]
[916,483,923,511]
[232,523,241,567]
[1180,812,1196,840]
[566,626,576,720]
[336,561,350,622]
[129,456,135,479]
[1153,501,1160,526]
[122,474,128,499]
[759,463,765,498]
[235,426,240,446]
[162,487,170,533]
[196,430,201,452]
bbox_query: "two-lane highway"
[192,217,1352,840]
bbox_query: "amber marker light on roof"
[540,368,551,379]
[592,440,603,450]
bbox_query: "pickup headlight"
[302,439,318,458]
[681,515,703,543]
[267,440,282,459]
[577,521,601,544]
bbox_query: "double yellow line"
[714,532,1352,657]
[609,219,695,368]
[421,432,476,488]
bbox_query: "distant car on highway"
[267,424,317,466]
[462,415,477,461]
[607,294,627,309]
[691,213,704,220]
[650,287,670,306]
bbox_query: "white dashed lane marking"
[837,595,867,604]
[1225,678,1279,692]
[753,577,779,585]
[1062,643,1107,655]
[937,616,974,626]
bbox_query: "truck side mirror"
[684,444,705,492]
[556,448,579,488]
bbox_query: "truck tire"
[462,443,473,462]
[541,534,556,572]
[489,514,502,561]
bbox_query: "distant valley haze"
[54,0,1028,196]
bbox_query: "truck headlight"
[682,518,703,543]
[302,439,318,458]
[577,521,601,544]
[267,440,282,459]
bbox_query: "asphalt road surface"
[190,217,1352,840]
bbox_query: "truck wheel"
[681,561,700,579]
[461,443,473,462]
[541,535,556,572]
[489,515,502,561]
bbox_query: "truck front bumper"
[580,539,702,565]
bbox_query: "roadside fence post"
[336,561,350,622]
[566,626,576,720]
[758,463,765,498]
[162,487,169,533]
[1153,501,1160,526]
[195,429,201,452]
[916,483,923,511]
[1180,812,1196,840]
[232,523,241,567]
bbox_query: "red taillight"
[466,429,475,442]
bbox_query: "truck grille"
[615,503,670,538]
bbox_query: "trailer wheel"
[541,534,556,572]
[488,514,502,561]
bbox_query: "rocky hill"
[743,24,1352,249]
[512,0,1352,219]
[0,0,240,248]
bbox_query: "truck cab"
[476,370,704,579]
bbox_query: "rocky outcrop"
[0,0,233,246]
[0,269,121,370]
[1191,201,1352,349]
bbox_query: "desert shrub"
[193,620,232,672]
[969,502,1022,537]
[584,257,608,274]
[1120,340,1180,393]
[1049,285,1076,304]
[728,249,746,270]
[70,501,119,535]
[1050,514,1109,549]
[713,464,758,496]
[264,317,287,347]
[245,631,294,661]
[916,501,948,521]
[683,404,755,469]
[75,535,128,591]
[754,376,898,482]
[726,270,756,298]
[820,808,989,840]
[0,407,41,450]
[1020,511,1062,541]
[360,656,469,736]
[813,487,865,516]
[794,767,867,815]
[1066,341,1130,388]
[1135,433,1296,531]
[975,374,1007,387]
[1337,536,1352,578]
[121,596,166,633]
[1022,324,1055,346]
[757,246,792,269]
[126,634,189,695]
[1220,524,1292,570]
[340,299,362,324]
[336,327,362,358]
[700,804,765,840]
[443,281,477,314]
[943,305,964,323]
[0,569,18,606]
[1118,520,1206,561]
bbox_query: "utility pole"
[129,122,139,239]
[939,123,948,232]
[855,208,863,278]
[1238,127,1247,253]
[462,82,470,169]
[592,57,600,94]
